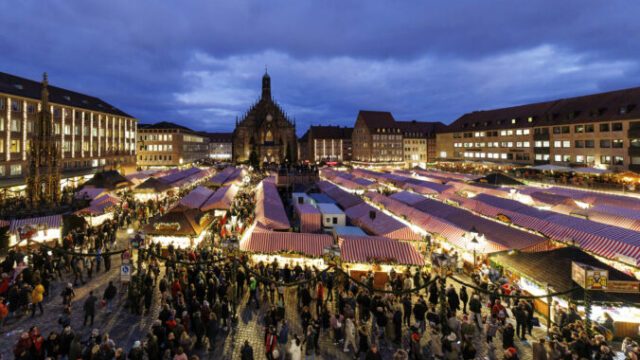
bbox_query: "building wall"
[353,121,403,164]
[403,137,427,168]
[352,117,372,162]
[436,119,640,171]
[137,129,208,167]
[313,138,343,162]
[208,141,232,160]
[0,93,136,184]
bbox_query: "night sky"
[1,1,639,136]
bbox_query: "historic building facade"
[137,122,208,167]
[397,120,444,168]
[203,132,232,160]
[232,72,297,164]
[298,125,353,163]
[0,71,137,194]
[436,86,640,172]
[352,110,403,166]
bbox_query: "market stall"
[490,247,640,338]
[143,207,214,249]
[201,184,239,215]
[338,235,425,288]
[74,193,122,226]
[177,186,216,209]
[8,215,63,247]
[295,203,321,233]
[240,231,333,268]
[254,181,290,231]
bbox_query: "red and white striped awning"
[241,232,334,257]
[10,215,62,234]
[338,235,425,265]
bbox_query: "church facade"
[232,72,297,164]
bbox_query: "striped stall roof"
[241,232,334,257]
[10,215,62,233]
[200,185,238,211]
[179,186,216,209]
[255,181,290,231]
[338,235,425,265]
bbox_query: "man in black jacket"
[103,281,117,314]
[83,290,97,326]
[468,293,483,329]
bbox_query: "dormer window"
[497,119,504,125]
[620,106,627,114]
[462,123,468,128]
[527,117,533,123]
[82,100,88,105]
[511,118,517,124]
[13,84,23,90]
[63,95,71,101]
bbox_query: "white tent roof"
[572,167,611,174]
[529,164,573,171]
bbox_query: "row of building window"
[139,134,173,142]
[143,144,173,151]
[0,118,134,139]
[139,155,173,162]
[372,134,402,140]
[455,122,631,139]
[456,139,628,149]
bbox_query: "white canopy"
[529,164,573,171]
[572,167,611,174]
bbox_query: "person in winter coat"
[486,314,500,343]
[356,325,369,359]
[459,286,469,315]
[446,286,460,312]
[289,336,303,360]
[513,302,528,340]
[304,325,317,359]
[343,317,356,353]
[241,340,254,360]
[13,332,32,360]
[103,281,117,314]
[31,282,45,317]
[469,294,483,329]
[444,333,461,360]
[502,323,516,349]
[69,333,83,360]
[409,333,423,360]
[365,345,383,360]
[206,312,218,351]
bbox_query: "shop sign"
[572,261,608,290]
[323,245,341,267]
[606,280,640,293]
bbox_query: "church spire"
[41,72,49,110]
[261,68,271,100]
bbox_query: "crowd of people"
[1,172,639,360]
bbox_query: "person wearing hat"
[444,332,461,360]
[504,347,519,360]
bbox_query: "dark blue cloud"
[1,1,639,136]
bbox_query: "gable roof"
[0,72,133,117]
[201,132,233,142]
[356,110,397,132]
[443,85,640,133]
[397,120,446,137]
[309,125,353,139]
[137,121,195,132]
